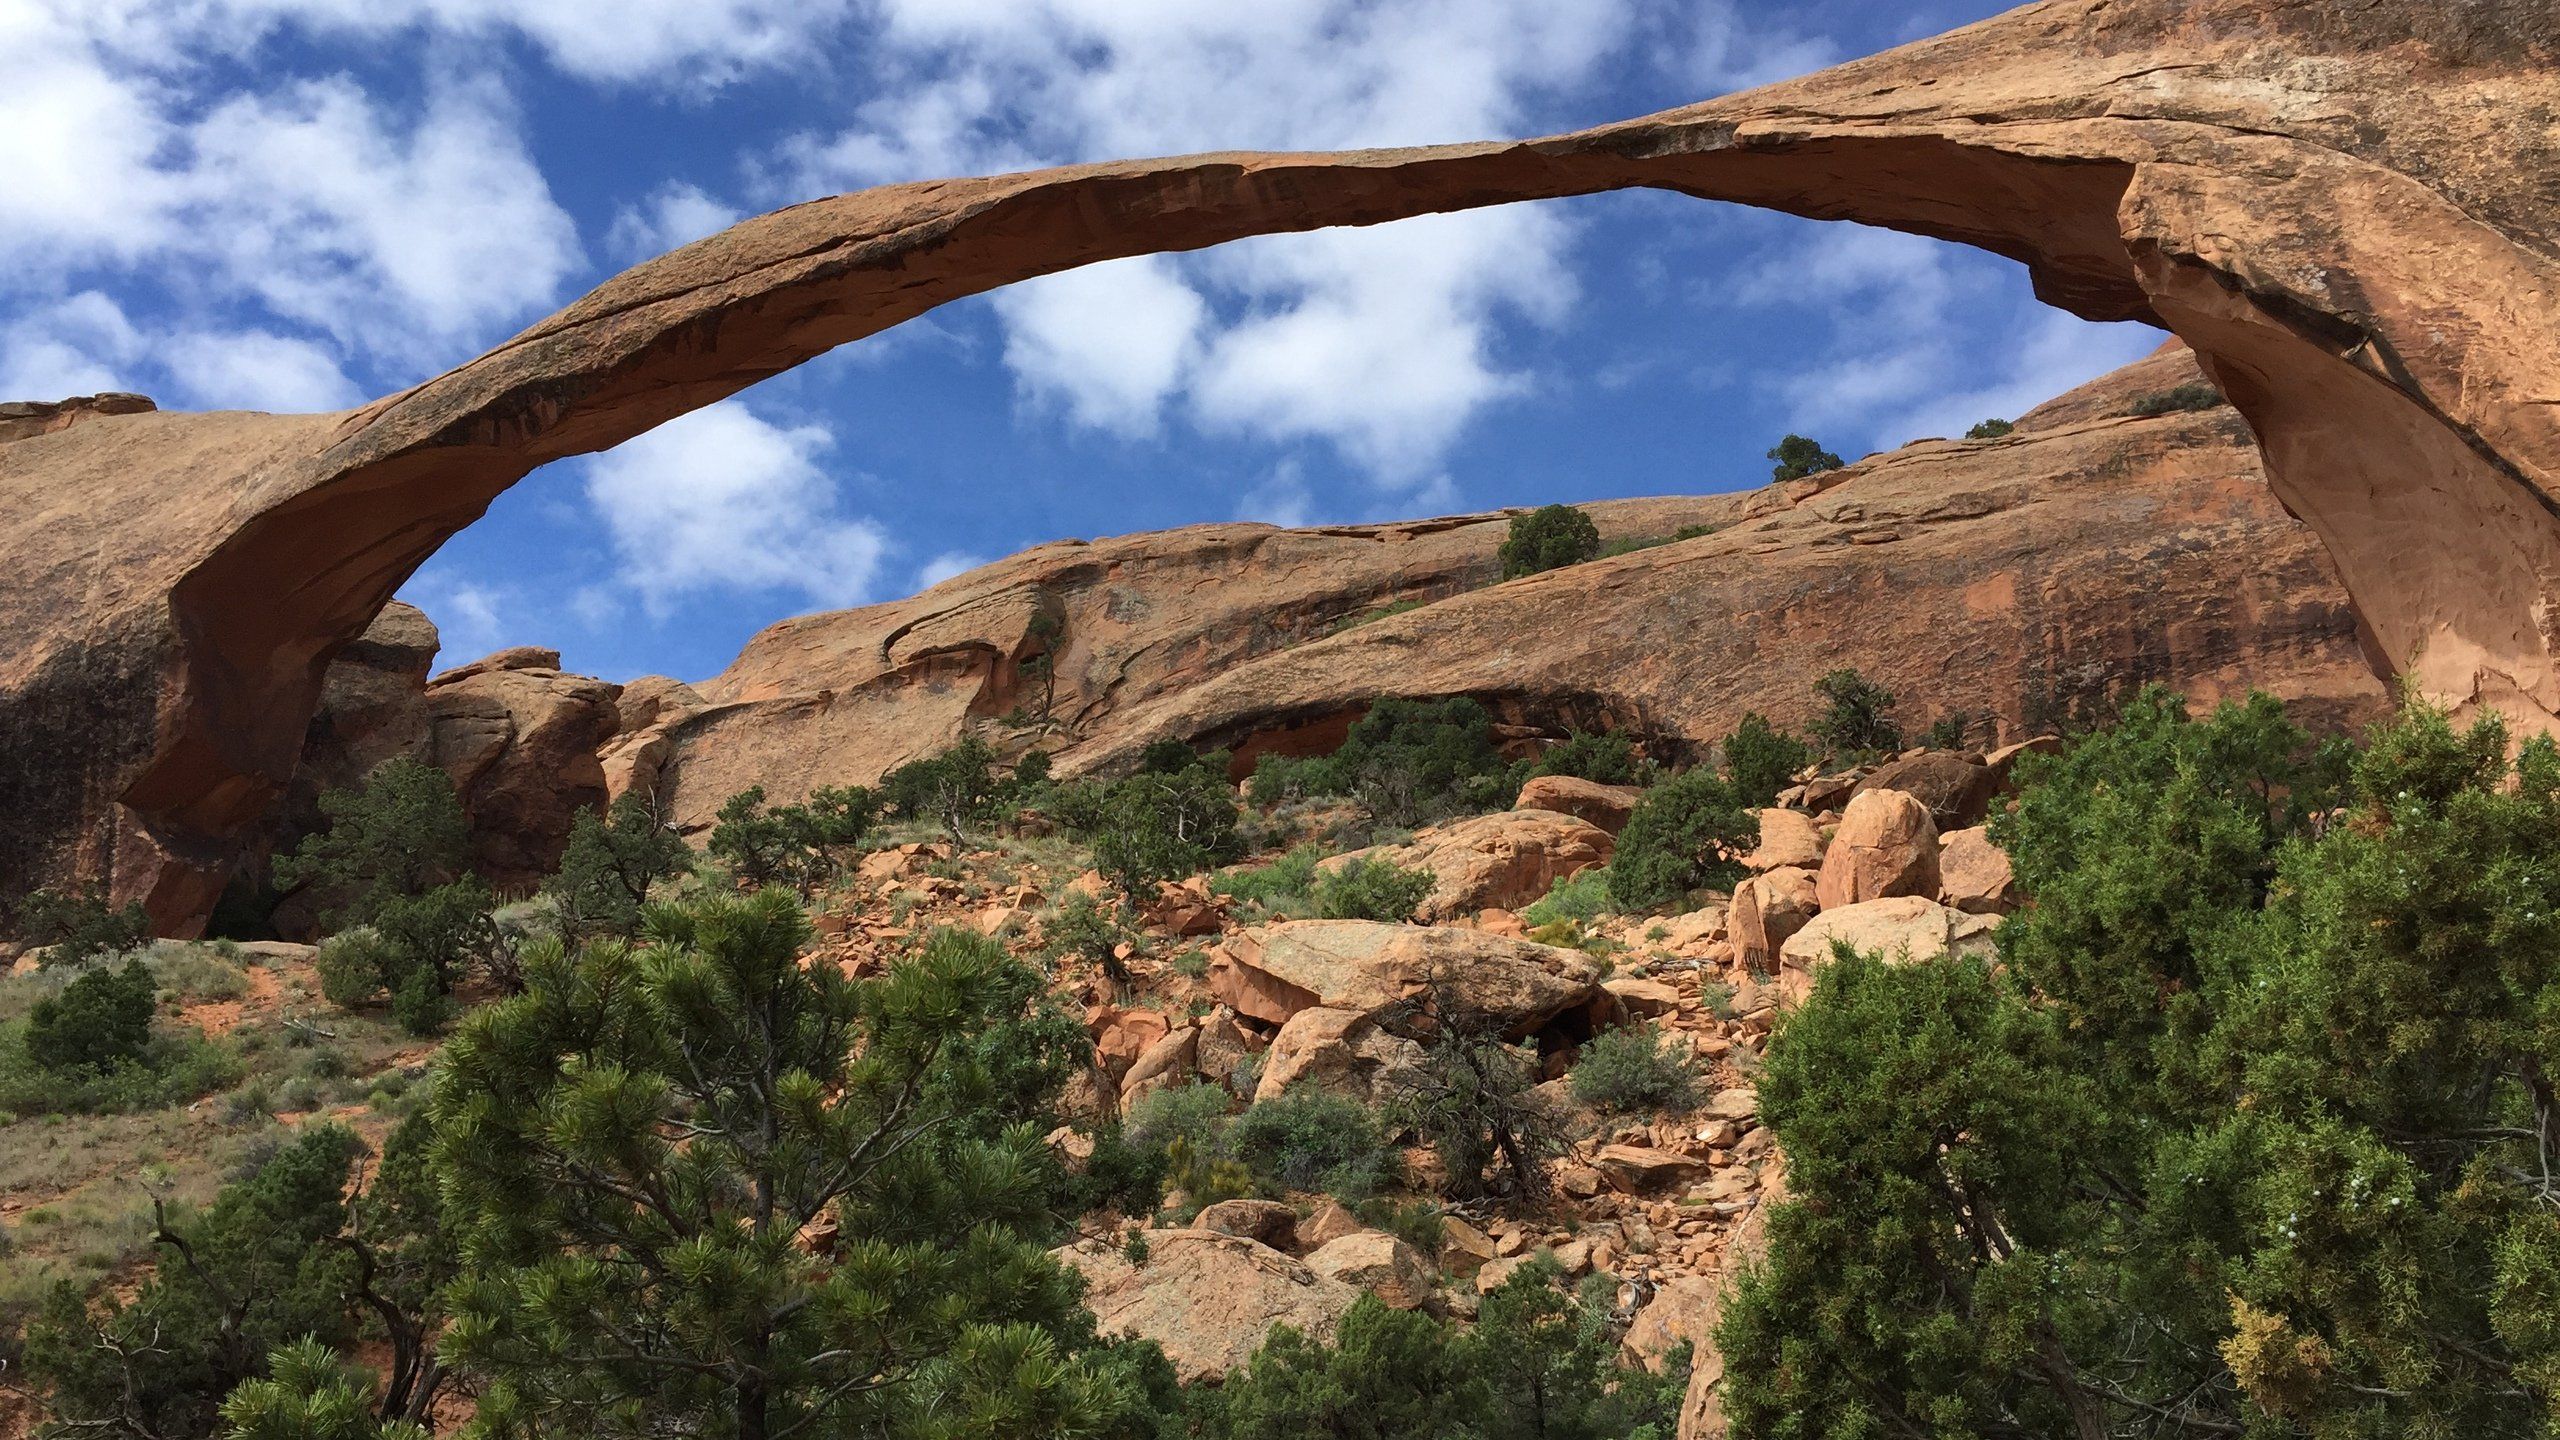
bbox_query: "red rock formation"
[4,0,2553,932]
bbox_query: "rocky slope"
[4,0,2554,934]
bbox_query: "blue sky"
[3,0,2164,683]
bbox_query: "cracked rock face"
[3,0,2554,932]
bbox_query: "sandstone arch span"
[2,0,2555,933]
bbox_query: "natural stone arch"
[2,0,2555,932]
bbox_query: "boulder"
[1087,1006,1173,1082]
[1938,827,2017,915]
[1851,751,1998,830]
[1514,776,1645,835]
[1296,1199,1368,1251]
[1626,1274,1726,1374]
[1815,789,1939,911]
[1194,1199,1299,1249]
[1056,1229,1362,1383]
[1208,920,1606,1038]
[1118,1024,1201,1105]
[1321,810,1614,922]
[1304,1231,1439,1311]
[1728,867,1818,973]
[1604,976,1682,1020]
[1743,808,1823,871]
[1779,897,2001,971]
[423,655,623,891]
[1592,1145,1711,1194]
[1255,1006,1425,1104]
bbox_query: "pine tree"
[1607,769,1757,910]
[428,889,1160,1439]
[1498,505,1601,580]
[547,792,692,934]
[273,757,471,927]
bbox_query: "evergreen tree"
[1498,505,1602,580]
[217,1339,431,1440]
[1607,769,1757,910]
[547,793,693,936]
[14,884,152,964]
[1721,691,2560,1436]
[24,957,157,1073]
[429,890,1158,1439]
[1806,668,1901,761]
[1718,712,1810,808]
[21,1127,373,1439]
[273,757,471,928]
[1766,434,1844,482]
[881,738,1002,845]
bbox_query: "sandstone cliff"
[5,0,2554,931]
[599,347,2383,827]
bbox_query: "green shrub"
[1355,1197,1446,1258]
[1199,1257,1687,1440]
[1378,980,1566,1199]
[14,887,152,966]
[1499,504,1602,579]
[878,736,1001,842]
[1211,845,1331,913]
[1311,857,1435,922]
[706,784,873,893]
[24,959,156,1074]
[1965,418,2015,439]
[1528,730,1643,786]
[1521,870,1612,929]
[2125,382,2225,417]
[1228,1089,1402,1201]
[1042,891,1128,973]
[1087,756,1245,915]
[1767,433,1844,482]
[1721,711,1811,807]
[1808,667,1902,761]
[1607,770,1757,910]
[1597,522,1718,559]
[1245,752,1347,808]
[1921,711,1978,751]
[1570,1026,1700,1115]
[314,929,398,1008]
[1337,697,1521,826]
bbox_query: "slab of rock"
[1593,1145,1712,1194]
[1604,977,1682,1020]
[1255,1006,1424,1104]
[1852,752,1999,830]
[1743,808,1824,871]
[1627,1274,1726,1374]
[1514,775,1644,836]
[1938,827,2017,915]
[1297,1199,1367,1251]
[1728,867,1818,973]
[1209,920,1605,1038]
[1057,1229,1362,1383]
[1321,809,1613,923]
[1195,1199,1299,1250]
[1304,1231,1439,1312]
[1815,789,1939,911]
[1780,897,2001,971]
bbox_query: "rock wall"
[3,0,2554,931]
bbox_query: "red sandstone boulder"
[1815,789,1939,910]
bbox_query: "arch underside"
[0,0,2553,931]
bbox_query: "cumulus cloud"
[582,401,889,618]
[605,182,746,262]
[0,290,360,411]
[914,551,990,591]
[783,0,1635,485]
[1736,223,2164,452]
[399,570,507,664]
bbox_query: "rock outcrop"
[1209,919,1608,1040]
[1320,809,1615,923]
[10,0,2554,932]
[1056,1228,1363,1383]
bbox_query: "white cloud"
[581,401,889,617]
[1684,3,1843,94]
[0,292,144,398]
[992,257,1206,435]
[161,329,363,412]
[605,181,745,262]
[1738,222,2165,452]
[783,0,1636,485]
[397,569,504,664]
[914,551,989,591]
